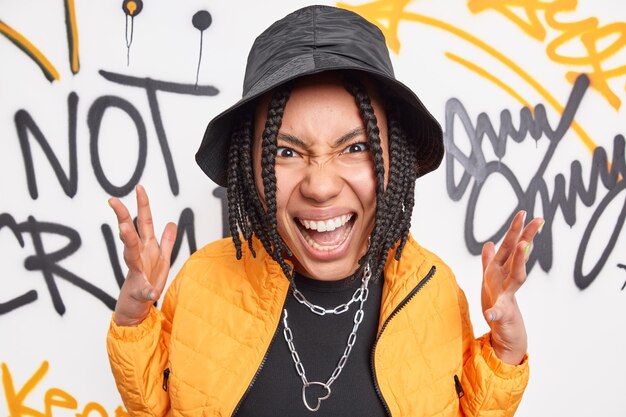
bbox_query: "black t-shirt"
[235,270,387,416]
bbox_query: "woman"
[107,5,542,416]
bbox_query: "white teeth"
[298,214,352,232]
[303,235,342,251]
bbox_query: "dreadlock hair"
[226,85,294,279]
[226,72,419,283]
[341,75,418,280]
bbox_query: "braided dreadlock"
[226,73,418,282]
[342,76,418,280]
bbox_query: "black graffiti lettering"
[445,74,626,289]
[101,223,126,289]
[449,75,588,249]
[0,213,25,247]
[574,179,626,289]
[0,207,202,316]
[102,207,198,291]
[464,160,525,251]
[19,216,116,315]
[445,102,544,201]
[619,264,626,290]
[88,95,148,197]
[170,208,198,264]
[15,92,79,199]
[0,290,39,315]
[13,73,217,200]
[99,70,219,196]
[0,213,38,314]
[102,207,196,309]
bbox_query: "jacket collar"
[242,233,434,323]
[379,234,434,327]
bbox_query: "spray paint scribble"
[122,0,143,66]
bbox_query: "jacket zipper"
[162,367,170,391]
[370,265,437,417]
[230,288,290,416]
[454,374,465,399]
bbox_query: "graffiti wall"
[1,1,624,416]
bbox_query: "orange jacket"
[107,235,528,416]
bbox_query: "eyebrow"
[333,127,367,148]
[276,127,366,149]
[277,132,308,149]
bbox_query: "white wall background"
[1,1,625,416]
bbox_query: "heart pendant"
[302,381,331,412]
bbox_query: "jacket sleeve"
[457,286,529,417]
[106,271,182,417]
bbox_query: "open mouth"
[295,214,355,252]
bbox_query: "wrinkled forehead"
[256,72,382,115]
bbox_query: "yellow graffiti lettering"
[2,361,47,417]
[466,0,626,109]
[2,362,126,417]
[0,21,60,82]
[45,388,77,416]
[77,402,108,417]
[467,0,560,41]
[114,406,130,417]
[337,0,598,153]
[336,0,411,53]
[445,52,532,109]
[551,22,626,109]
[64,0,81,74]
[0,0,80,80]
[542,0,595,33]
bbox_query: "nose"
[299,164,343,204]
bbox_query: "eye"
[276,146,300,158]
[342,142,369,154]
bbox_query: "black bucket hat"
[196,5,443,187]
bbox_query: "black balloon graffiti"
[192,10,213,88]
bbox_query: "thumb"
[483,307,500,324]
[135,283,160,303]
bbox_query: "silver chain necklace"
[282,264,372,412]
[291,267,369,316]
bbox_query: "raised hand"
[108,185,177,327]
[481,210,544,365]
